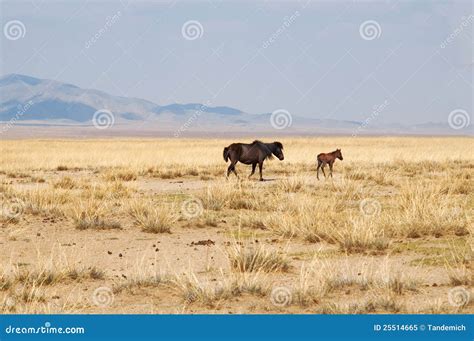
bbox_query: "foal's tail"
[223,147,230,162]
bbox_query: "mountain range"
[0,74,470,137]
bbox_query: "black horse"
[223,140,284,181]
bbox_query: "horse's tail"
[223,147,230,162]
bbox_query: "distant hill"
[0,74,470,137]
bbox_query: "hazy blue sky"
[1,0,472,124]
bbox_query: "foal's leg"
[321,163,327,179]
[316,160,321,180]
[329,162,334,178]
[248,163,257,179]
[258,161,264,181]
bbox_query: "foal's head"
[335,149,343,161]
[272,142,284,160]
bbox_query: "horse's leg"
[258,161,264,181]
[227,157,238,178]
[316,161,321,180]
[231,161,239,178]
[321,163,327,179]
[249,163,256,179]
[329,162,333,178]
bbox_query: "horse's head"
[336,148,343,161]
[273,142,284,160]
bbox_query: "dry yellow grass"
[1,137,472,172]
[0,137,472,314]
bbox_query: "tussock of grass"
[17,187,69,216]
[319,295,404,314]
[192,211,220,228]
[7,172,30,179]
[276,177,306,193]
[227,239,290,273]
[264,215,297,237]
[330,180,363,203]
[80,181,132,200]
[238,212,267,230]
[155,169,184,179]
[11,265,105,286]
[128,199,176,233]
[196,183,232,211]
[1,286,47,313]
[390,182,468,238]
[114,275,168,294]
[172,272,268,307]
[104,169,137,182]
[112,260,171,294]
[336,218,390,254]
[444,241,472,286]
[264,199,343,241]
[440,180,471,195]
[0,274,12,291]
[196,181,270,211]
[72,200,121,230]
[53,176,76,189]
[345,170,369,181]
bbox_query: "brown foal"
[316,149,343,180]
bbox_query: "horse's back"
[228,143,244,157]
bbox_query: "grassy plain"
[0,137,472,313]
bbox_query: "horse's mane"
[274,141,283,150]
[250,140,274,159]
[251,140,283,150]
